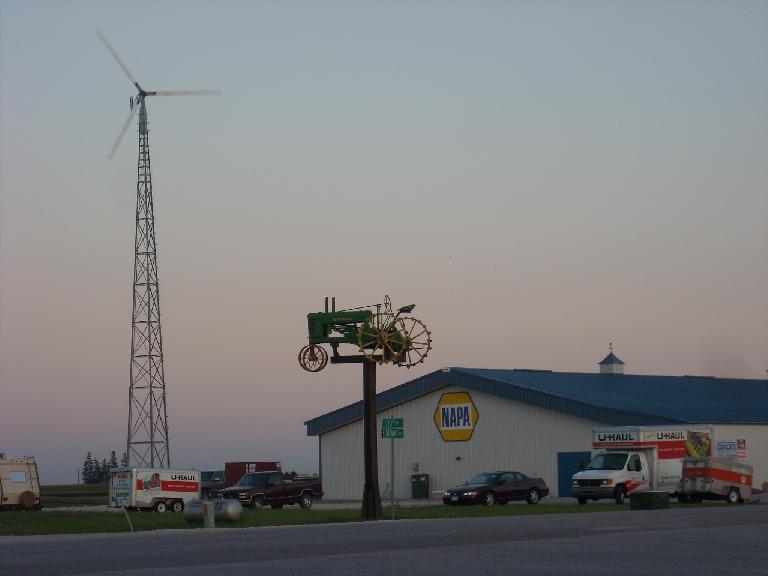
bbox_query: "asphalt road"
[2,505,767,575]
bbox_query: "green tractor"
[298,295,432,372]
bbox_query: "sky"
[0,1,766,484]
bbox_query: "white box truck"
[110,467,200,512]
[0,457,42,510]
[571,425,713,504]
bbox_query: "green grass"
[0,501,726,537]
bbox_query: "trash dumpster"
[411,474,430,499]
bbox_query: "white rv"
[0,457,42,510]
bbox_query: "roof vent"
[599,343,624,375]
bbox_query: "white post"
[391,435,395,521]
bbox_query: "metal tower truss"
[127,101,170,468]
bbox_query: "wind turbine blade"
[107,101,140,160]
[97,30,139,86]
[152,90,222,96]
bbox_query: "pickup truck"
[219,471,322,509]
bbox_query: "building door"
[557,451,591,497]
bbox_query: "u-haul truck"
[110,468,200,512]
[571,425,713,505]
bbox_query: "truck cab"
[571,450,650,504]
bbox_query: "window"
[267,474,282,487]
[10,471,27,483]
[628,455,642,472]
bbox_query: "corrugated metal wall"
[320,385,602,499]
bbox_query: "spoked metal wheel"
[526,488,540,505]
[298,345,328,372]
[391,316,432,368]
[357,312,397,364]
[483,492,496,506]
[299,492,313,509]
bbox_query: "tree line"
[81,450,128,484]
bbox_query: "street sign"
[382,418,404,429]
[381,428,404,439]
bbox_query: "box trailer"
[571,425,713,504]
[110,467,200,512]
[224,461,281,487]
[0,457,41,510]
[679,457,753,504]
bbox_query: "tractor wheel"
[390,317,432,368]
[358,312,397,364]
[298,345,328,372]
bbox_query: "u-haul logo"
[434,391,478,442]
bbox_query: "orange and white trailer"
[679,457,753,504]
[110,467,200,512]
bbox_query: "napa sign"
[433,391,479,442]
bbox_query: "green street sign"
[382,418,404,429]
[382,428,404,439]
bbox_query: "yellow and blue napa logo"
[433,391,479,442]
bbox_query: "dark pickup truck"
[220,471,322,509]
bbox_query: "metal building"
[305,363,768,499]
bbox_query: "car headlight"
[463,491,477,496]
[600,479,614,486]
[572,480,579,485]
[444,491,451,496]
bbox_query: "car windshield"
[586,453,628,471]
[237,473,269,487]
[467,473,498,485]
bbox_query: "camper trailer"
[0,456,42,510]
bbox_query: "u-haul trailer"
[110,468,200,512]
[571,425,713,504]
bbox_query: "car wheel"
[727,488,740,504]
[577,497,588,505]
[482,492,495,506]
[170,500,184,513]
[154,501,167,513]
[614,486,626,505]
[299,492,313,509]
[252,496,264,510]
[526,488,540,505]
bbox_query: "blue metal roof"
[305,367,768,436]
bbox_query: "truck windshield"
[586,453,628,471]
[237,473,269,487]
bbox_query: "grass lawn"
[0,501,723,537]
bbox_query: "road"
[2,505,767,575]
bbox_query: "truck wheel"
[170,500,184,513]
[482,492,495,506]
[677,494,689,504]
[252,496,264,510]
[727,488,740,504]
[577,497,588,505]
[614,486,626,505]
[154,501,167,513]
[526,488,540,505]
[299,492,313,509]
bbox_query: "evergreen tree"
[82,452,93,484]
[100,459,109,484]
[109,451,118,471]
[120,452,129,467]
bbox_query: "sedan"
[443,471,549,506]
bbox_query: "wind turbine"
[98,30,220,469]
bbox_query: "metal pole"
[391,434,395,521]
[361,359,382,520]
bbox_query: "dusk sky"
[1,1,766,484]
